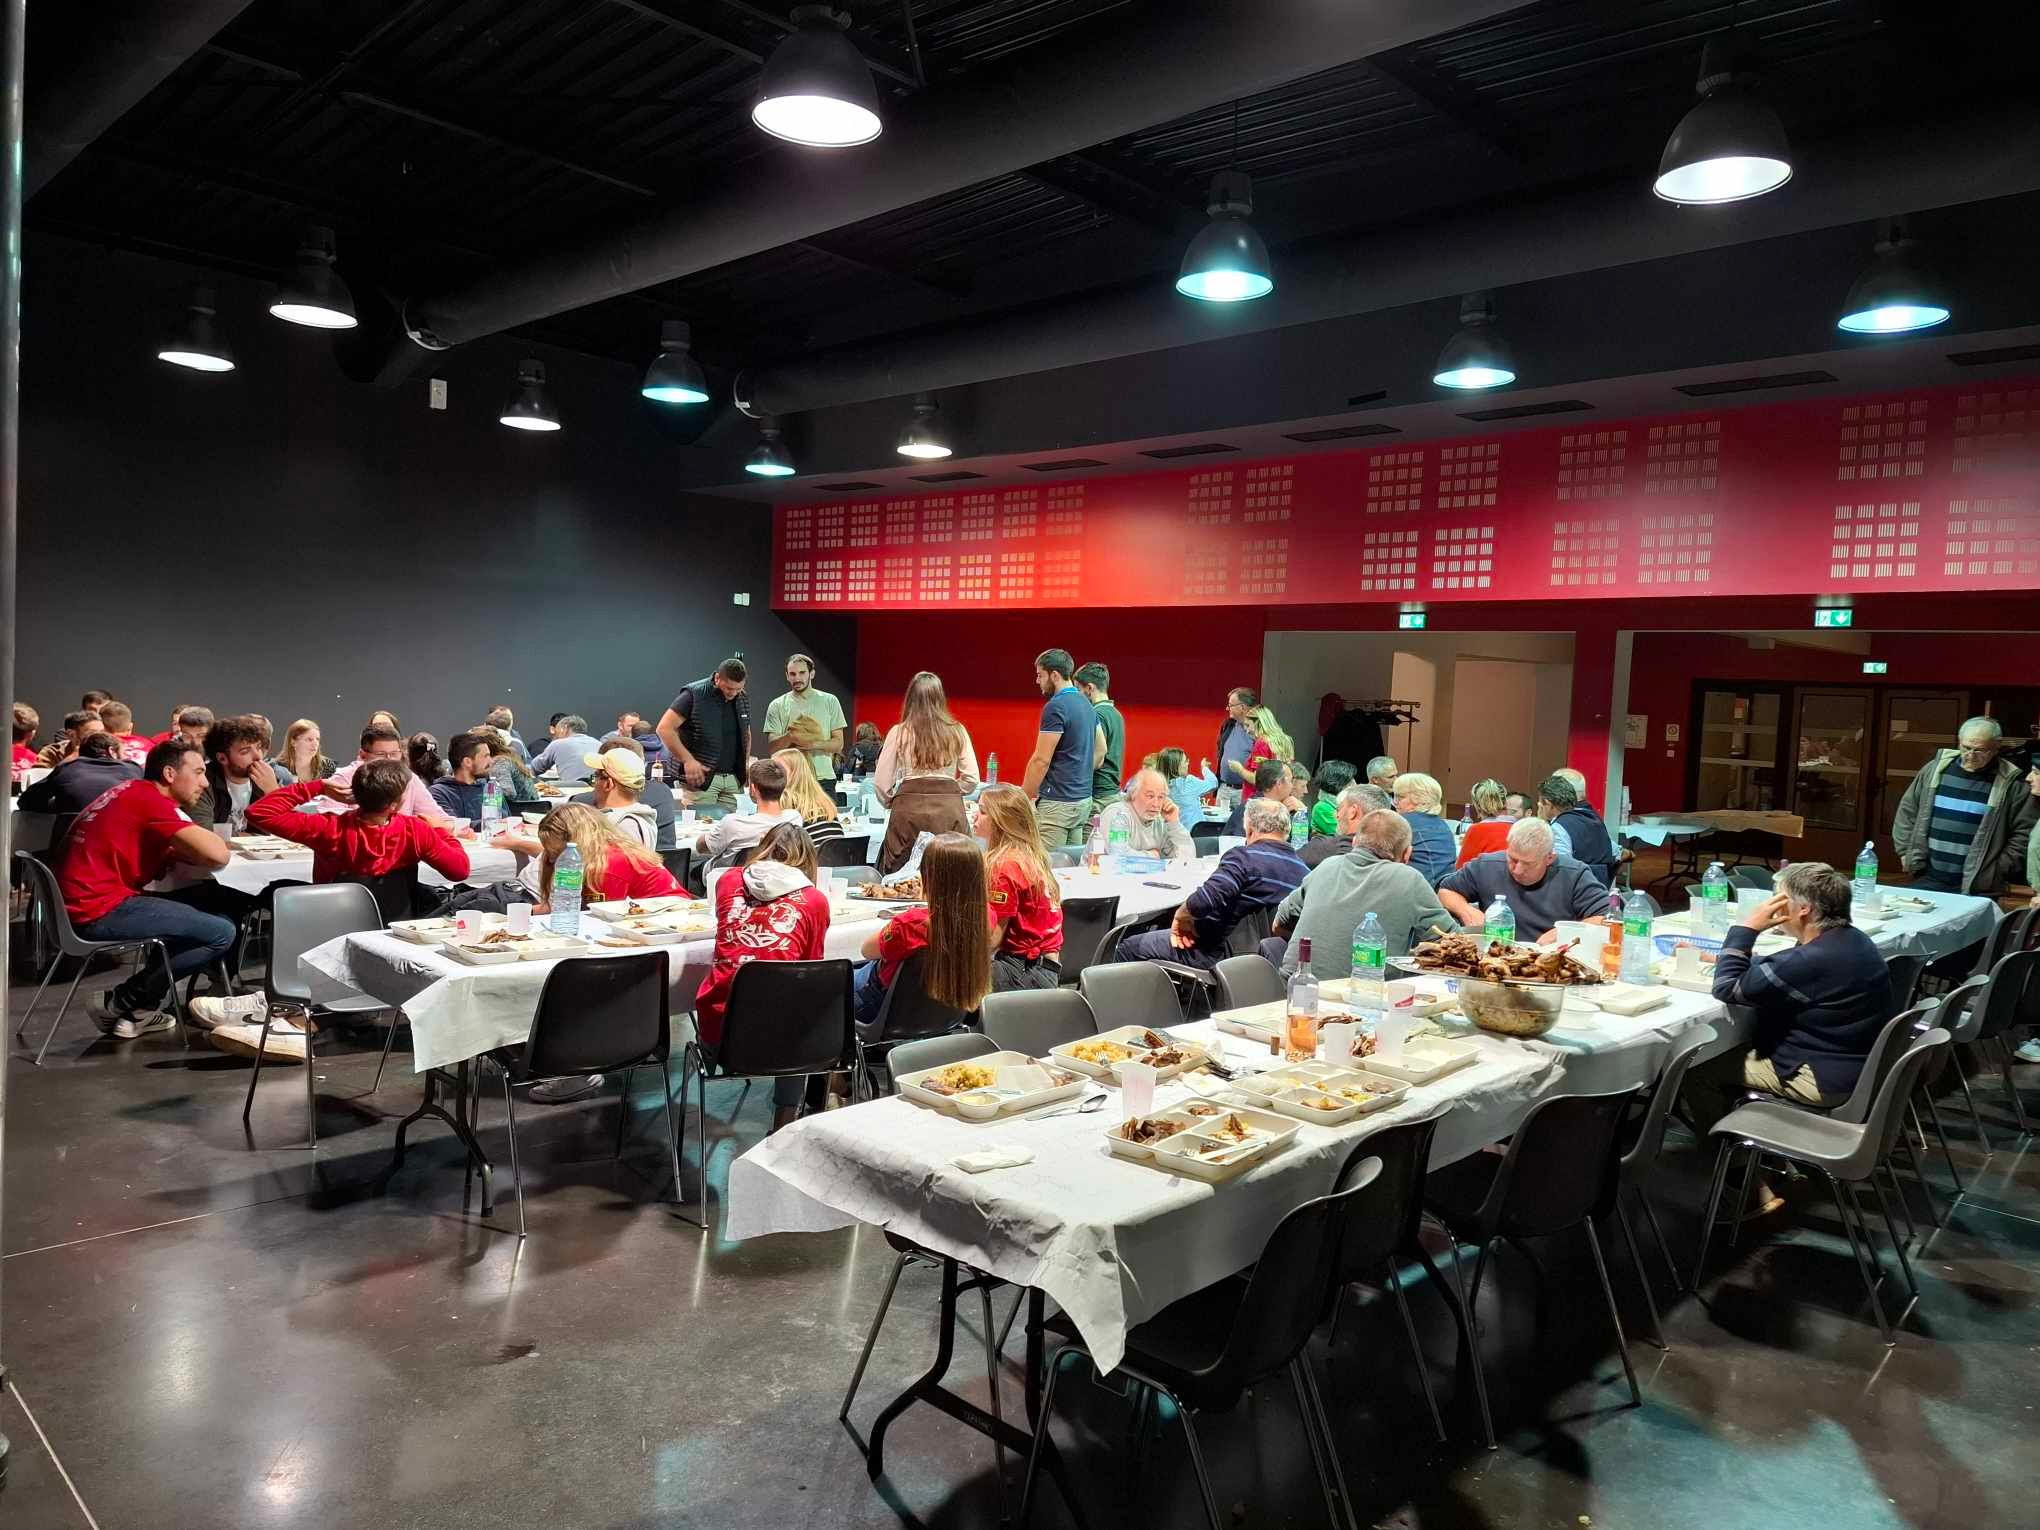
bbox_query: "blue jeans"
[78,894,237,1010]
[1116,929,1222,971]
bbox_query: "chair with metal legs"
[1211,953,1285,1011]
[1929,974,1991,1147]
[1018,1160,1383,1530]
[1423,1087,1647,1437]
[1614,1022,1716,1340]
[12,852,188,1065]
[1693,1028,1952,1345]
[980,987,1098,1057]
[242,883,386,1148]
[481,951,682,1238]
[1968,947,2038,1139]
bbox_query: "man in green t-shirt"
[763,653,847,782]
[1075,661,1124,818]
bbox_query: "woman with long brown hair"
[851,833,994,1035]
[772,747,844,845]
[874,670,980,876]
[971,783,1064,990]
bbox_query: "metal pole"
[0,0,26,1490]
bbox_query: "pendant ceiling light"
[746,419,796,477]
[157,285,236,373]
[268,225,359,329]
[752,6,882,148]
[499,359,562,431]
[895,393,952,460]
[1432,292,1517,391]
[1653,35,1792,205]
[1177,105,1273,302]
[1837,222,1951,335]
[641,319,710,403]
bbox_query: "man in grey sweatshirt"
[1266,809,1460,979]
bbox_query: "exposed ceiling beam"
[1020,151,1197,240]
[705,0,924,87]
[1364,46,1524,163]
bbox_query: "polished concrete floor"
[1,961,2036,1529]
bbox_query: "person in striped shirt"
[1890,716,2036,896]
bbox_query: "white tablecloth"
[152,843,525,898]
[1648,887,1996,965]
[1050,861,1213,923]
[1617,819,1713,847]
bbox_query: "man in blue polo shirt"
[1022,647,1097,847]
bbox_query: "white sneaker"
[2014,1037,2040,1065]
[210,1019,308,1064]
[88,993,176,1040]
[528,1074,605,1103]
[188,994,270,1031]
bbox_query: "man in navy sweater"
[1683,861,1895,1208]
[1117,797,1306,970]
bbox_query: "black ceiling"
[27,0,2036,383]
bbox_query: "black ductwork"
[736,102,2040,418]
[374,0,1533,376]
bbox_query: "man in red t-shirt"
[59,738,237,1039]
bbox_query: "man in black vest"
[657,657,754,814]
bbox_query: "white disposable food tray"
[586,896,695,917]
[1359,1037,1480,1085]
[1103,1106,1209,1163]
[1580,983,1672,1017]
[896,1050,1086,1120]
[1049,1025,1205,1080]
[1212,999,1287,1041]
[1145,1105,1299,1182]
[442,933,588,965]
[393,913,504,945]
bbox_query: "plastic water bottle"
[986,752,999,785]
[1699,860,1730,935]
[1289,808,1308,849]
[1106,815,1131,869]
[1619,889,1655,984]
[1286,941,1320,1062]
[1601,889,1625,980]
[1852,841,1880,917]
[481,775,504,832]
[1483,895,1516,948]
[550,844,584,936]
[1350,913,1386,1013]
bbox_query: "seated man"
[58,738,235,1039]
[697,758,794,861]
[1268,809,1457,977]
[484,705,528,763]
[1117,797,1306,971]
[36,707,105,768]
[528,713,602,783]
[1392,772,1458,885]
[1681,862,1896,1210]
[12,702,38,775]
[1531,772,1583,866]
[151,704,213,749]
[94,701,152,765]
[1552,766,1618,883]
[20,731,139,817]
[190,715,278,834]
[332,723,455,825]
[428,730,494,824]
[585,745,660,848]
[1299,781,1374,869]
[1097,768,1195,860]
[1436,817,1609,942]
[1223,758,1291,837]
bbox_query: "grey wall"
[17,235,853,747]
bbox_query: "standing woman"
[874,670,981,876]
[971,784,1064,990]
[1242,706,1294,781]
[773,747,845,846]
[851,833,993,1034]
[279,719,334,782]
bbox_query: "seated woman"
[971,784,1064,990]
[773,746,845,846]
[1309,760,1357,836]
[531,802,677,910]
[1155,746,1217,821]
[692,822,834,1132]
[851,833,994,1035]
[480,725,538,802]
[1456,777,1514,866]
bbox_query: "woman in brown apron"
[874,671,981,876]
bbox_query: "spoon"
[1023,1093,1108,1121]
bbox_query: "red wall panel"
[776,380,2040,614]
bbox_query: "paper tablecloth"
[1650,888,1996,965]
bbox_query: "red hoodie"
[247,781,471,884]
[692,861,831,1047]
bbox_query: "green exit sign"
[1863,661,1889,674]
[1813,608,1854,629]
[1398,611,1427,630]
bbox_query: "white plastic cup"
[680,809,698,827]
[1735,886,1768,915]
[506,903,532,935]
[1117,1060,1158,1119]
[1319,1021,1357,1066]
[455,911,479,940]
[1373,1013,1413,1060]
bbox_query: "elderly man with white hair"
[1393,771,1458,884]
[1890,715,2036,895]
[1115,796,1305,970]
[1267,809,1459,978]
[1096,767,1195,860]
[1436,816,1610,942]
[1365,755,1399,792]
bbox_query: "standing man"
[1021,648,1096,848]
[659,657,754,814]
[1890,716,2035,895]
[1216,687,1256,807]
[1074,661,1124,816]
[764,653,847,784]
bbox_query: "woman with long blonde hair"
[772,747,844,845]
[970,783,1064,990]
[279,718,334,782]
[534,801,677,908]
[874,670,980,875]
[1242,706,1294,775]
[851,833,994,1035]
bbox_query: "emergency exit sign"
[1398,611,1427,630]
[1813,608,1854,629]
[1863,660,1889,674]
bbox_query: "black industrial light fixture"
[157,285,236,373]
[1837,220,1951,335]
[268,225,359,329]
[1432,292,1517,391]
[499,359,562,432]
[1177,103,1273,302]
[752,6,882,148]
[895,393,953,460]
[746,418,796,477]
[1653,34,1792,204]
[641,319,710,403]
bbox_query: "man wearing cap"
[764,653,846,784]
[585,745,660,849]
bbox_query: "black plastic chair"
[681,957,852,1218]
[1211,953,1284,1011]
[1613,1023,1715,1344]
[981,987,1097,1057]
[12,851,189,1065]
[659,845,692,887]
[815,833,870,868]
[856,950,979,1097]
[1727,864,1774,892]
[1091,905,1172,970]
[483,951,680,1238]
[1018,1162,1382,1530]
[1077,961,1184,1033]
[1054,894,1121,985]
[1424,1088,1645,1435]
